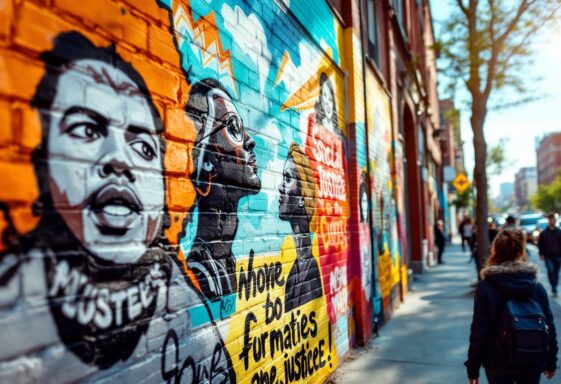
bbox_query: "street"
[332,242,561,384]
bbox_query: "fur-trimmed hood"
[481,261,538,279]
[481,261,539,299]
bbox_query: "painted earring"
[202,160,214,172]
[194,161,217,197]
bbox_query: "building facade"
[537,132,561,186]
[439,98,464,240]
[0,0,440,382]
[514,167,537,208]
[496,182,516,210]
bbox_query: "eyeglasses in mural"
[0,0,411,382]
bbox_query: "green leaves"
[437,0,561,107]
[486,138,512,176]
[531,171,561,212]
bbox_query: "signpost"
[452,172,470,193]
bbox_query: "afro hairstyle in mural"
[25,31,172,368]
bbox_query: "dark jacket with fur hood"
[465,261,558,379]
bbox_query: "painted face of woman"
[47,59,164,264]
[278,158,302,221]
[321,81,334,121]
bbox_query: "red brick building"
[514,167,537,207]
[537,132,561,185]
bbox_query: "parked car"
[519,213,543,241]
[529,217,550,245]
[489,214,506,227]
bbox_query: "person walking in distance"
[434,220,446,264]
[538,214,561,297]
[466,229,557,384]
[459,217,466,251]
[504,215,517,229]
[460,217,474,253]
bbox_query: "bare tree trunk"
[471,101,490,277]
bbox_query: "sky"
[431,1,561,197]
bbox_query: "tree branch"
[456,0,469,16]
[496,0,536,45]
[482,0,498,101]
[466,0,481,97]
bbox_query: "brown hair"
[288,143,317,233]
[487,228,526,266]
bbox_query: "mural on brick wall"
[184,77,260,303]
[157,0,351,380]
[0,31,234,383]
[351,119,377,331]
[0,0,352,382]
[279,143,322,311]
[359,171,373,304]
[366,75,402,315]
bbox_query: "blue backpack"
[497,298,549,367]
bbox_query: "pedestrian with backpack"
[465,228,558,384]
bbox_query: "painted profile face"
[47,59,164,264]
[321,81,334,120]
[360,189,369,223]
[199,88,260,191]
[278,158,301,220]
[361,246,372,300]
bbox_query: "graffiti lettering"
[317,165,347,201]
[264,292,283,324]
[238,250,285,301]
[283,339,327,383]
[319,216,348,251]
[49,259,166,329]
[161,329,230,384]
[251,366,277,384]
[329,266,348,318]
[310,123,343,169]
[240,309,318,370]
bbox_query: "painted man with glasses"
[185,78,261,302]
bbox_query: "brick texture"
[0,0,430,382]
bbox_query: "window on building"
[394,0,405,28]
[366,0,380,65]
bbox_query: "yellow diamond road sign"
[453,173,470,193]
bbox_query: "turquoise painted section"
[159,0,344,259]
[287,0,341,64]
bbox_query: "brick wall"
[0,0,362,382]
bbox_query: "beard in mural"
[0,32,235,381]
[279,143,322,312]
[186,79,261,300]
[27,32,171,368]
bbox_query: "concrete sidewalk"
[332,243,561,384]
